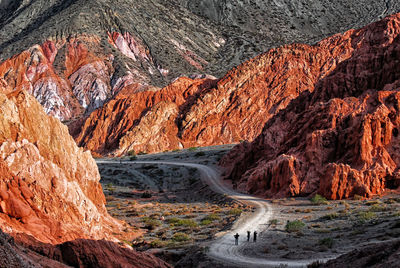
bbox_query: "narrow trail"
[97,160,334,267]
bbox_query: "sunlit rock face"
[0,85,122,244]
[221,14,400,200]
[74,8,383,156]
[0,0,399,121]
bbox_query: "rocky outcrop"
[74,12,372,155]
[0,86,121,244]
[1,0,399,121]
[221,14,400,199]
[0,228,171,268]
[13,233,171,268]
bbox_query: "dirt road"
[97,159,333,267]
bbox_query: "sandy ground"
[96,145,400,267]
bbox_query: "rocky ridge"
[221,13,400,200]
[0,84,170,266]
[0,85,121,244]
[74,13,374,156]
[1,0,400,121]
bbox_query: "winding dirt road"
[97,159,333,267]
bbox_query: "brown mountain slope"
[75,25,366,155]
[221,13,400,200]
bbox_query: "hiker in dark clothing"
[247,231,251,242]
[253,231,257,242]
[234,233,239,245]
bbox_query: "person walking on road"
[247,231,251,242]
[253,231,257,242]
[234,233,239,245]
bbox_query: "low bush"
[269,219,279,225]
[200,219,212,225]
[188,147,198,151]
[310,194,329,205]
[228,208,242,216]
[168,218,198,228]
[357,211,376,223]
[142,217,161,230]
[172,232,190,242]
[204,213,220,221]
[368,204,387,212]
[150,239,167,248]
[285,220,306,233]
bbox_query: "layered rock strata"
[0,86,120,244]
[221,14,400,199]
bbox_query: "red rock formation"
[12,232,171,268]
[0,86,121,244]
[221,14,400,199]
[0,33,162,121]
[75,23,363,155]
[75,77,216,155]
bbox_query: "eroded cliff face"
[221,14,400,200]
[1,0,399,122]
[0,33,161,121]
[74,14,366,155]
[0,86,122,244]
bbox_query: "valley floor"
[96,145,400,267]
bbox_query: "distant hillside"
[0,0,399,121]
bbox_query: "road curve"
[96,160,334,267]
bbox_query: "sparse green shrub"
[204,213,220,221]
[357,211,376,223]
[315,229,331,234]
[130,155,137,161]
[188,147,198,151]
[172,149,180,152]
[318,237,334,248]
[228,208,242,216]
[168,218,197,227]
[138,151,147,155]
[368,204,387,212]
[105,183,115,193]
[269,219,279,225]
[172,232,190,242]
[365,200,381,206]
[285,220,306,233]
[167,217,180,225]
[150,239,167,248]
[310,194,329,205]
[142,217,161,230]
[200,219,212,225]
